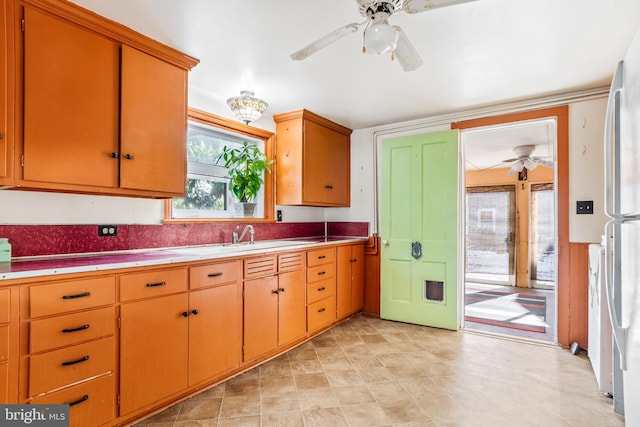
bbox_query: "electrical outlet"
[98,225,118,236]
[576,201,593,215]
[277,210,283,222]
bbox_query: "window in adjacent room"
[164,109,274,222]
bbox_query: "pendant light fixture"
[226,90,268,124]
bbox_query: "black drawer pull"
[318,287,326,291]
[325,185,333,189]
[182,311,190,317]
[318,308,326,313]
[318,271,326,276]
[62,292,90,300]
[208,272,224,277]
[65,394,89,407]
[191,309,199,315]
[279,288,285,293]
[62,324,90,333]
[318,255,326,259]
[273,289,280,294]
[62,355,89,366]
[146,281,166,287]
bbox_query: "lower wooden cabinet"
[243,253,307,362]
[119,293,189,415]
[188,283,242,385]
[7,242,365,425]
[0,286,17,403]
[337,243,365,320]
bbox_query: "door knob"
[382,240,388,247]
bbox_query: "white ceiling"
[68,0,640,169]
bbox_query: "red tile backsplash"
[0,222,368,257]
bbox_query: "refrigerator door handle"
[604,60,624,218]
[604,220,628,370]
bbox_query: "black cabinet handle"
[62,324,90,333]
[318,271,326,276]
[62,292,90,300]
[146,281,166,288]
[124,153,134,160]
[318,287,326,291]
[318,308,326,313]
[0,133,3,139]
[279,288,285,293]
[318,255,326,259]
[110,152,119,158]
[182,311,189,317]
[191,309,199,315]
[65,395,89,407]
[350,259,357,263]
[62,355,89,366]
[273,289,280,294]
[325,185,333,189]
[208,272,223,277]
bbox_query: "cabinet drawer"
[307,297,336,334]
[307,264,335,283]
[307,278,336,304]
[29,337,114,397]
[30,373,115,427]
[279,252,305,272]
[30,306,116,353]
[244,256,277,279]
[190,260,240,289]
[0,288,9,323]
[307,247,335,267]
[0,325,7,362]
[30,277,115,318]
[119,268,187,302]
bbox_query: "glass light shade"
[364,22,398,55]
[226,90,268,124]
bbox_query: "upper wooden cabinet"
[274,109,352,207]
[10,0,198,197]
[0,0,15,185]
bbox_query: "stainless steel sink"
[166,240,317,256]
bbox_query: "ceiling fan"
[290,0,477,72]
[503,145,553,175]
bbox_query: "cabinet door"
[120,293,189,415]
[243,276,278,361]
[23,7,119,187]
[120,45,187,194]
[351,244,365,313]
[303,120,349,206]
[188,283,241,385]
[0,0,12,182]
[278,269,306,347]
[336,245,353,320]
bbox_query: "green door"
[380,129,459,330]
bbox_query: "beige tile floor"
[133,314,625,427]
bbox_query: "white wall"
[0,94,610,235]
[568,97,609,243]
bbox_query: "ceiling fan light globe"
[523,158,538,170]
[364,23,398,54]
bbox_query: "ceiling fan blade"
[507,160,523,175]
[290,23,361,60]
[523,158,538,170]
[533,158,554,168]
[402,0,478,14]
[392,26,423,71]
[501,157,519,163]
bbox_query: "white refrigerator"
[604,26,640,425]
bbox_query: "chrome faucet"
[233,225,255,244]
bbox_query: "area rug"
[465,290,547,333]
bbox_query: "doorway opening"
[461,118,557,343]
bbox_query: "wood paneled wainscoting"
[567,242,590,348]
[363,235,381,316]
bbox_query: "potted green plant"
[217,141,273,217]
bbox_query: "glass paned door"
[530,183,555,288]
[465,185,516,285]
